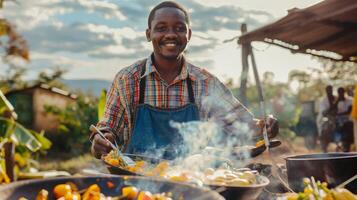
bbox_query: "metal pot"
[285,153,357,193]
[0,176,224,200]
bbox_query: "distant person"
[89,1,278,160]
[335,87,353,152]
[317,85,337,152]
[351,84,357,150]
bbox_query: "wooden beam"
[239,23,249,105]
[239,2,357,44]
[299,29,352,49]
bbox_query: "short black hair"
[148,1,190,28]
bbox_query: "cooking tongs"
[89,125,135,166]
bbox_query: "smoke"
[169,94,255,169]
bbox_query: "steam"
[168,94,255,169]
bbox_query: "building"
[5,84,77,132]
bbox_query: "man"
[317,85,336,152]
[335,87,353,152]
[90,1,278,159]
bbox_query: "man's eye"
[176,26,187,32]
[155,26,166,32]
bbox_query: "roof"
[5,84,77,100]
[238,0,357,62]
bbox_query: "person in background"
[351,84,357,151]
[335,87,353,152]
[89,1,278,160]
[317,85,337,152]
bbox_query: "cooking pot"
[285,153,357,193]
[0,175,224,200]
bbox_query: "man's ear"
[188,28,192,42]
[146,29,151,42]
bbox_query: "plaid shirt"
[97,55,253,148]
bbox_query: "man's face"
[146,7,191,60]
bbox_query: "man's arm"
[90,75,127,158]
[206,77,278,138]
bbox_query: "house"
[5,84,77,132]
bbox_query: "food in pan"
[20,182,174,200]
[104,150,261,187]
[281,177,357,200]
[104,150,170,176]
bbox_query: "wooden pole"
[4,141,15,182]
[240,23,249,105]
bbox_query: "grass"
[39,153,106,175]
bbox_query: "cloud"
[23,23,116,54]
[2,0,73,30]
[0,0,274,79]
[50,0,127,20]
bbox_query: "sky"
[0,0,324,85]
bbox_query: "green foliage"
[44,95,98,157]
[98,89,106,121]
[0,93,51,181]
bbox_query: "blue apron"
[126,62,199,159]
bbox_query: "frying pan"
[104,153,165,176]
[104,154,270,200]
[0,175,224,200]
[233,139,282,158]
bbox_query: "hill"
[61,79,111,97]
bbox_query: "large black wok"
[0,175,224,200]
[286,153,357,193]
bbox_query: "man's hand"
[90,131,116,159]
[254,115,279,139]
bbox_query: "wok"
[0,175,224,200]
[286,153,357,193]
[105,154,270,200]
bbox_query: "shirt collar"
[141,54,193,82]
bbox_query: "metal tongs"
[89,125,135,166]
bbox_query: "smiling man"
[90,1,278,159]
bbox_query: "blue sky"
[0,0,323,84]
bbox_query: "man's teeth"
[164,43,176,47]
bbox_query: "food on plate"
[280,177,357,200]
[20,182,174,200]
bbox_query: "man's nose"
[164,28,178,38]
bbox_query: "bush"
[44,95,98,157]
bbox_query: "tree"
[35,67,68,89]
[44,94,98,157]
[1,0,29,92]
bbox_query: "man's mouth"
[161,41,180,48]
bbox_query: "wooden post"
[4,141,15,182]
[240,23,249,106]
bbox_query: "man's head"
[325,85,333,96]
[146,1,192,60]
[337,87,345,98]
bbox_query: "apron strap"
[139,55,195,104]
[139,61,146,104]
[187,75,195,104]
